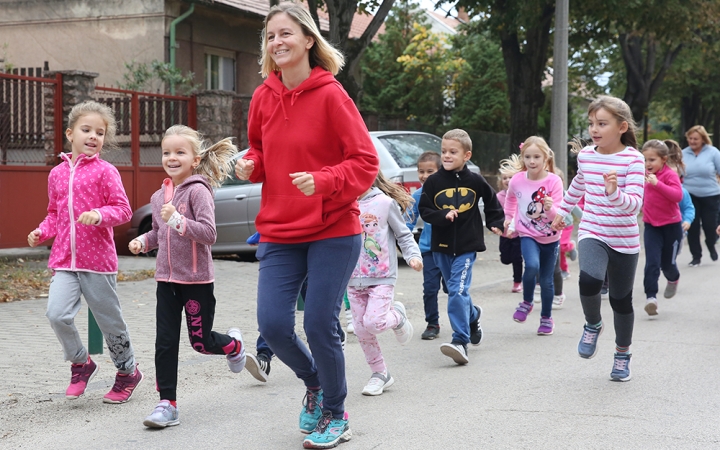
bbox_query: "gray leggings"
[46,270,136,373]
[577,238,639,348]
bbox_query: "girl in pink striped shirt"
[551,95,645,382]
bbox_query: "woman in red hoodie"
[234,3,378,449]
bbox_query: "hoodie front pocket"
[257,195,324,233]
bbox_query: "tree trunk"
[497,3,554,151]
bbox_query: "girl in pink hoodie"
[28,101,142,404]
[129,125,246,429]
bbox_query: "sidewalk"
[1,236,719,449]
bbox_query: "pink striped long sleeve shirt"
[557,146,645,254]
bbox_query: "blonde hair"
[163,125,238,188]
[571,95,638,153]
[500,136,555,174]
[66,101,118,151]
[442,129,472,153]
[685,125,712,146]
[664,139,686,176]
[260,3,345,77]
[497,154,520,190]
[373,170,414,214]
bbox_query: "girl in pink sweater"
[502,136,563,335]
[640,140,684,316]
[129,125,246,429]
[28,101,142,404]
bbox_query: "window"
[205,50,236,91]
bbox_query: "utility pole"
[550,0,569,183]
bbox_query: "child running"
[405,151,444,339]
[419,129,505,365]
[348,171,422,396]
[640,140,684,316]
[502,137,563,335]
[27,101,142,403]
[551,95,644,382]
[129,125,246,428]
[665,139,695,253]
[496,155,524,293]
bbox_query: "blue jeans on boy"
[433,251,479,345]
[255,235,360,419]
[521,237,559,317]
[422,251,442,326]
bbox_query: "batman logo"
[434,188,476,213]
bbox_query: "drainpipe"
[169,3,195,94]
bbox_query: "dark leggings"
[577,239,639,348]
[499,236,523,283]
[155,282,236,401]
[687,193,720,260]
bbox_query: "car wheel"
[138,220,157,257]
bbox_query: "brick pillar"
[43,70,98,163]
[195,90,242,147]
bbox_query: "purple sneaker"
[537,316,554,335]
[513,301,533,323]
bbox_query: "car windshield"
[377,134,441,168]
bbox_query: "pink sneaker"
[513,301,533,323]
[537,316,555,335]
[103,366,144,404]
[511,282,523,293]
[66,357,99,399]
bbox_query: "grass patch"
[0,259,155,303]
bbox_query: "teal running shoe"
[303,411,351,449]
[299,389,323,434]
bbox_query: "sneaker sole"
[644,302,658,316]
[103,369,144,404]
[537,328,554,335]
[361,376,395,396]
[245,354,269,383]
[66,362,100,399]
[440,344,468,365]
[610,372,632,382]
[143,418,180,428]
[421,330,439,340]
[303,428,352,449]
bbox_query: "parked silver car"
[127,131,479,255]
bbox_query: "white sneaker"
[345,308,354,334]
[552,294,565,309]
[644,297,658,316]
[392,301,413,345]
[440,342,469,365]
[226,328,246,373]
[361,372,395,396]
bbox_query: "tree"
[118,60,198,95]
[450,0,555,150]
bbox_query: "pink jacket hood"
[37,152,131,273]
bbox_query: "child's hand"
[645,173,658,186]
[128,239,142,254]
[290,172,315,196]
[683,221,691,232]
[76,211,100,225]
[445,209,458,222]
[603,170,618,196]
[717,224,720,236]
[27,229,41,247]
[543,196,553,211]
[490,227,503,236]
[235,159,254,180]
[161,202,176,223]
[409,257,423,271]
[551,214,566,231]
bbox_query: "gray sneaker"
[440,342,469,365]
[663,279,679,299]
[361,372,395,396]
[226,328,246,373]
[143,401,180,428]
[392,301,413,345]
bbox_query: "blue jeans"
[255,235,360,418]
[432,252,479,345]
[520,237,559,317]
[421,252,442,326]
[643,222,682,298]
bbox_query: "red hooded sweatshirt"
[244,67,379,243]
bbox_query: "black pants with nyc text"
[155,281,235,401]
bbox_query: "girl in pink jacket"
[129,125,246,429]
[28,101,142,404]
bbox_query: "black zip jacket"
[419,165,505,255]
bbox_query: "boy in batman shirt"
[419,129,505,365]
